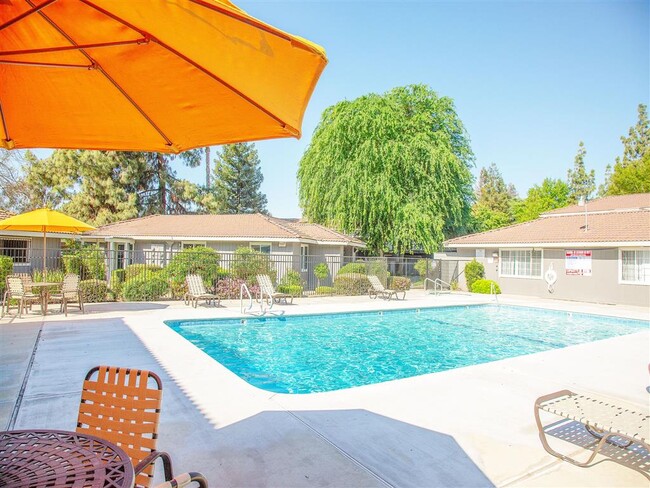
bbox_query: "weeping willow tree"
[298,85,474,254]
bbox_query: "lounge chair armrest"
[534,389,575,409]
[154,472,208,488]
[135,450,174,481]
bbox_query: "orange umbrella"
[0,1,327,153]
[0,208,96,275]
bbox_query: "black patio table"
[0,429,134,488]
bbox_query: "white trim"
[499,248,544,280]
[300,244,309,272]
[449,241,650,249]
[619,247,650,286]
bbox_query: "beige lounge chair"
[535,389,650,479]
[49,273,84,316]
[256,274,292,304]
[2,275,40,318]
[367,274,400,300]
[184,274,219,308]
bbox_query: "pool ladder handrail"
[490,282,499,304]
[426,278,451,295]
[240,283,256,314]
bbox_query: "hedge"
[277,284,303,297]
[464,259,485,291]
[124,263,162,281]
[471,279,501,294]
[333,273,371,296]
[122,276,170,301]
[315,286,334,295]
[390,276,411,292]
[80,279,109,303]
[0,256,13,294]
[215,278,260,300]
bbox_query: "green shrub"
[80,279,109,303]
[33,269,65,293]
[62,254,83,276]
[231,247,275,282]
[62,244,106,280]
[414,259,432,278]
[214,278,260,300]
[277,284,303,297]
[110,269,125,298]
[163,247,220,293]
[334,273,371,296]
[390,276,411,292]
[314,262,329,286]
[280,270,302,287]
[122,275,170,301]
[464,259,485,291]
[337,262,367,275]
[315,286,334,295]
[471,279,501,294]
[124,263,162,281]
[450,280,460,291]
[0,256,13,294]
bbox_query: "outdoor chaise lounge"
[368,274,402,300]
[256,274,293,304]
[184,274,220,308]
[534,389,650,479]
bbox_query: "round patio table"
[0,429,134,488]
[29,282,60,315]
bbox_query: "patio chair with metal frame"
[155,472,208,488]
[49,273,84,316]
[2,275,40,318]
[184,274,220,308]
[77,366,174,488]
[367,275,400,300]
[256,274,293,304]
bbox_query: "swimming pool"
[165,305,648,394]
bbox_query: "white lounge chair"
[184,274,219,308]
[367,274,400,300]
[256,274,292,304]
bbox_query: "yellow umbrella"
[0,209,96,275]
[0,1,327,153]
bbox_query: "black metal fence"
[1,246,467,300]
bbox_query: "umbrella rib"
[0,0,58,32]
[22,0,177,151]
[80,0,300,137]
[0,38,149,57]
[0,99,12,148]
[0,60,92,69]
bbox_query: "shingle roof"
[87,213,365,246]
[445,194,650,247]
[541,193,650,216]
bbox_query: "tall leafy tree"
[211,143,268,214]
[298,85,474,254]
[471,163,517,231]
[605,104,650,195]
[0,149,31,211]
[513,178,570,223]
[567,141,596,203]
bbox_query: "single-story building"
[0,208,71,274]
[83,213,365,287]
[443,193,650,307]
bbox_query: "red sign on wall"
[565,250,592,276]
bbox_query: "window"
[116,242,134,269]
[620,249,650,285]
[145,244,165,266]
[300,245,309,272]
[250,243,271,254]
[500,249,542,278]
[1,238,31,264]
[182,242,206,250]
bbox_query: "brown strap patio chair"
[76,366,173,488]
[155,472,208,488]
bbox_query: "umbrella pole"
[43,228,47,278]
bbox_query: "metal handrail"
[240,283,254,314]
[490,282,499,304]
[424,278,436,291]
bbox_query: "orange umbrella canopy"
[0,0,328,153]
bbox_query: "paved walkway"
[1,291,648,487]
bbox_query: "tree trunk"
[205,147,211,187]
[157,153,166,213]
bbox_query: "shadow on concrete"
[545,420,650,478]
[7,315,494,487]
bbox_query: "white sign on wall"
[565,250,592,276]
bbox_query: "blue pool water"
[165,305,648,394]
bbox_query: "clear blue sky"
[33,0,650,217]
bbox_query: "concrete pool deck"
[1,291,648,487]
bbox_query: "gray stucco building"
[443,194,650,307]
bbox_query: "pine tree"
[567,141,595,203]
[212,143,268,214]
[471,163,518,231]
